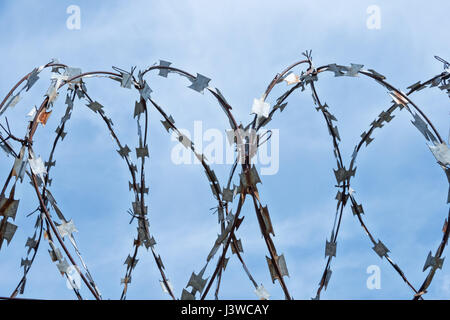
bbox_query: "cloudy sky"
[0,0,449,300]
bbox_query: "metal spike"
[411,113,434,141]
[144,236,156,249]
[4,94,21,110]
[158,60,172,77]
[379,110,394,123]
[254,284,270,300]
[231,238,243,254]
[266,254,289,283]
[261,206,275,236]
[372,240,389,258]
[63,67,82,83]
[132,201,148,215]
[250,165,261,186]
[0,221,17,247]
[429,142,450,166]
[65,94,74,109]
[140,81,152,100]
[323,267,332,290]
[161,115,175,132]
[55,126,67,140]
[346,63,364,77]
[56,259,70,274]
[407,81,422,92]
[134,100,145,118]
[25,236,37,254]
[315,103,329,112]
[26,68,39,91]
[86,101,103,113]
[124,255,138,269]
[57,220,77,238]
[207,243,220,262]
[222,186,234,203]
[117,145,131,159]
[325,240,337,258]
[181,288,195,300]
[12,154,26,182]
[187,270,208,294]
[0,196,19,220]
[277,102,288,112]
[21,258,32,268]
[351,203,364,216]
[44,160,56,169]
[251,98,270,118]
[120,72,133,89]
[136,145,149,159]
[188,73,211,93]
[327,64,345,77]
[160,279,174,294]
[423,251,445,271]
[223,257,230,270]
[333,167,355,184]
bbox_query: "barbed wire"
[0,53,448,300]
[244,52,449,299]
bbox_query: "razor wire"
[241,51,449,300]
[0,53,449,300]
[0,60,262,300]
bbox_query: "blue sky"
[0,0,449,300]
